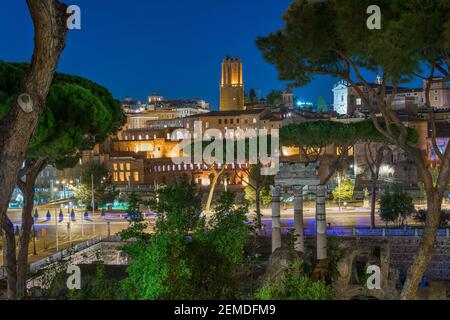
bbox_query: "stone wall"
[69,242,127,265]
[304,236,450,281]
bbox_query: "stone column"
[293,185,305,253]
[316,184,327,260]
[271,185,282,253]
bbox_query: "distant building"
[220,55,245,111]
[332,80,350,115]
[333,77,450,116]
[147,94,164,105]
[282,87,294,108]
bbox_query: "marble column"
[316,184,327,260]
[271,185,282,253]
[293,185,305,253]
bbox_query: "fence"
[262,224,450,238]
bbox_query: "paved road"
[3,203,449,266]
[1,209,146,266]
[260,207,386,229]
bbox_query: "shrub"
[379,184,414,226]
[332,179,355,202]
[256,262,335,300]
[120,178,250,300]
[413,209,449,228]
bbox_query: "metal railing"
[273,226,450,238]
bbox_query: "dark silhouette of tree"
[0,62,124,299]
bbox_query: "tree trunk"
[4,160,46,299]
[16,186,34,299]
[206,174,219,212]
[0,0,68,232]
[255,187,262,229]
[205,166,225,212]
[400,191,442,299]
[2,217,17,300]
[370,181,377,229]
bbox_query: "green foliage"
[379,183,415,226]
[75,163,117,208]
[413,209,449,228]
[150,175,203,231]
[248,88,258,102]
[188,192,250,298]
[256,262,335,300]
[203,192,250,265]
[67,265,121,300]
[327,237,342,283]
[0,61,125,166]
[317,96,328,112]
[119,192,149,241]
[332,179,355,202]
[256,0,449,88]
[121,178,250,300]
[280,120,417,150]
[244,186,272,206]
[266,90,283,106]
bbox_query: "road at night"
[3,203,449,267]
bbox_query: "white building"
[332,80,350,115]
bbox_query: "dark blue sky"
[0,0,421,109]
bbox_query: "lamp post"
[50,179,54,201]
[32,223,37,255]
[54,207,59,252]
[62,180,67,199]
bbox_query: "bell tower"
[220,55,244,111]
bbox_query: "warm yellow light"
[282,146,300,157]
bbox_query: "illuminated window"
[113,163,118,171]
[133,172,139,182]
[119,172,124,182]
[119,163,124,171]
[126,163,131,171]
[113,172,118,182]
[125,172,131,182]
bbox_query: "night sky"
[1,0,422,109]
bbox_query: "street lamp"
[62,180,67,199]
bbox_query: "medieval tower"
[220,55,244,111]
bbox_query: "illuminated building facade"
[220,55,245,111]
